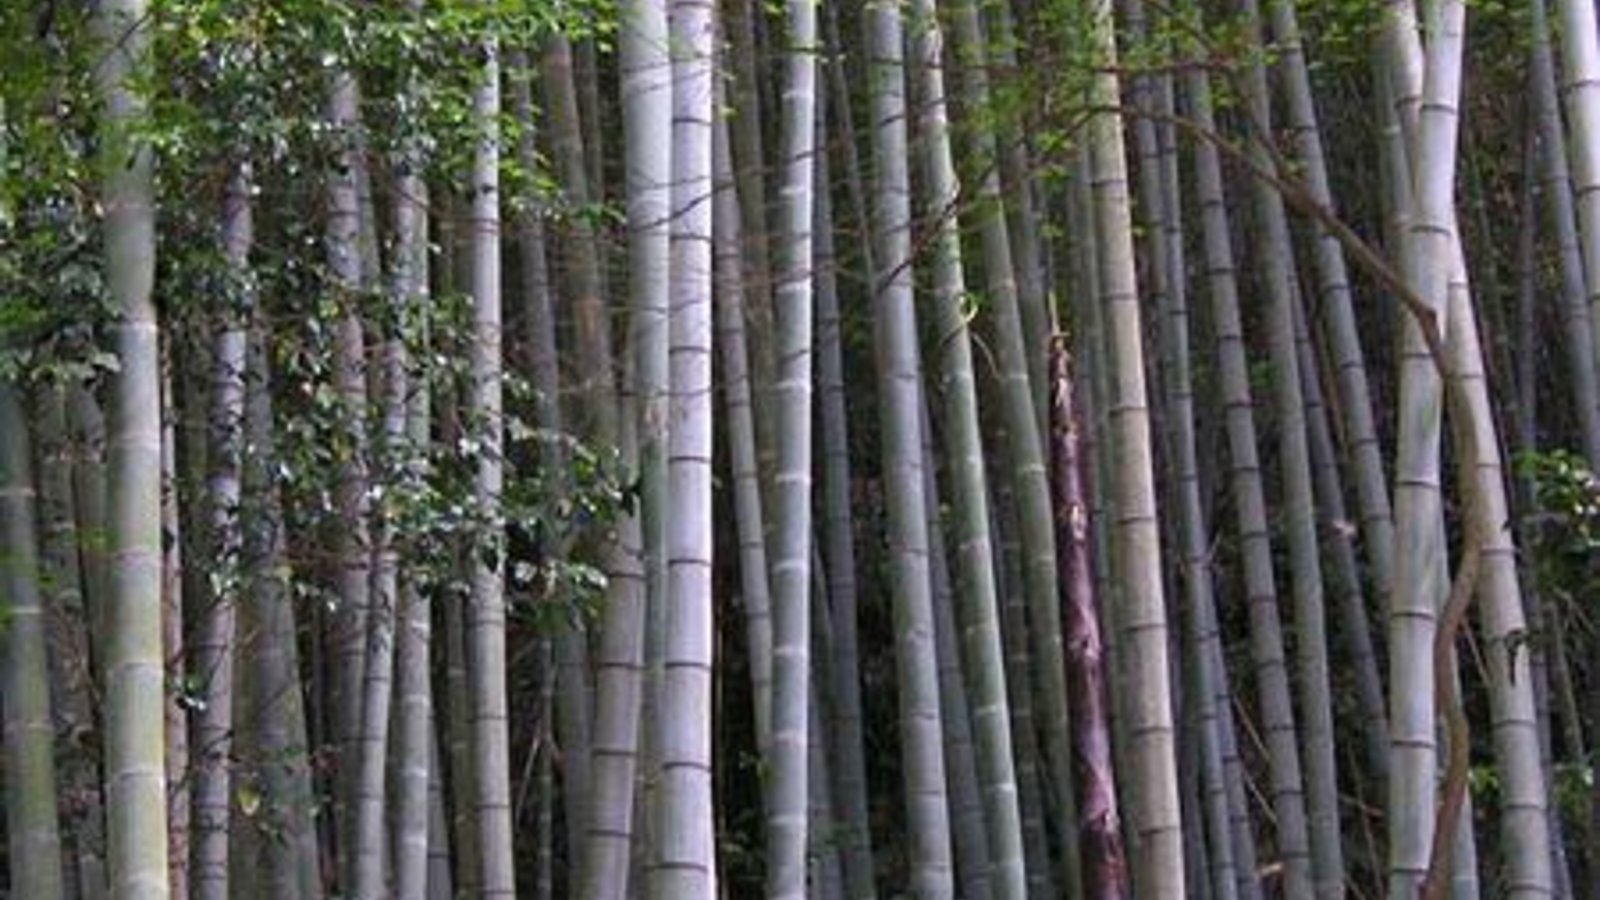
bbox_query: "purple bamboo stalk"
[1051,337,1127,900]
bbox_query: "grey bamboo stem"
[464,29,514,899]
[1530,0,1600,467]
[818,20,879,898]
[653,0,718,895]
[867,0,955,891]
[389,149,433,900]
[1237,3,1345,891]
[764,0,815,892]
[575,0,665,895]
[2,383,66,900]
[946,4,1076,884]
[909,0,1029,893]
[924,404,995,900]
[1185,56,1309,900]
[713,70,775,751]
[95,0,172,892]
[1266,0,1398,613]
[192,162,253,900]
[1085,1,1184,893]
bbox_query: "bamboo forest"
[10,0,1600,897]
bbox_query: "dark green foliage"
[1518,449,1600,557]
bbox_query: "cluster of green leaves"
[1517,448,1600,559]
[143,0,619,197]
[5,0,635,644]
[1512,449,1598,833]
[0,4,113,384]
[1294,0,1383,73]
[3,0,613,356]
[263,277,630,633]
[0,190,113,385]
